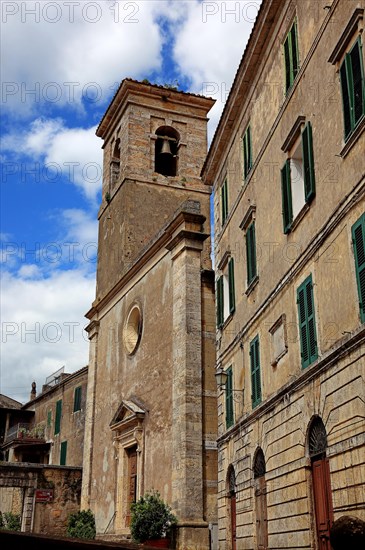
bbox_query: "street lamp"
[215,367,244,403]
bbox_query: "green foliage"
[67,509,96,540]
[130,490,177,543]
[0,512,21,531]
[105,192,111,204]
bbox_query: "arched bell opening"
[154,126,180,177]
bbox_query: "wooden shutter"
[340,60,352,139]
[250,336,261,408]
[60,441,67,466]
[302,122,316,203]
[226,367,234,428]
[54,399,62,435]
[228,258,235,314]
[221,180,228,224]
[350,39,365,126]
[284,35,291,92]
[352,214,365,322]
[246,222,257,284]
[216,276,224,328]
[297,275,318,369]
[73,386,82,412]
[281,160,293,234]
[243,126,252,178]
[291,21,299,81]
[47,410,52,427]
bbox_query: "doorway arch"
[226,465,237,550]
[307,416,333,550]
[253,448,268,550]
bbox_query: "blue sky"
[1,0,260,402]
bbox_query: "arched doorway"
[308,416,333,550]
[227,465,237,550]
[253,448,268,550]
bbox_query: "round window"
[124,305,142,355]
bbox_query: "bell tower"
[83,80,217,549]
[95,79,215,300]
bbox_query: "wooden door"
[126,448,137,526]
[255,477,268,550]
[230,494,237,550]
[312,458,333,550]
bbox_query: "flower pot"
[143,539,170,548]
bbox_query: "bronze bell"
[160,138,172,156]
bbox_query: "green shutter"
[340,39,365,140]
[281,160,293,234]
[54,399,62,435]
[302,122,316,203]
[297,275,318,369]
[73,386,82,412]
[216,276,224,328]
[221,180,228,225]
[284,20,299,93]
[226,367,234,428]
[60,441,67,466]
[250,336,261,408]
[47,410,52,427]
[246,222,257,285]
[228,258,235,314]
[243,125,252,179]
[352,213,365,322]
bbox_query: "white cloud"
[0,268,95,403]
[2,117,103,199]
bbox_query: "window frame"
[243,124,253,179]
[73,386,82,413]
[250,335,262,409]
[246,221,257,286]
[352,213,365,322]
[54,399,62,436]
[60,440,67,466]
[221,179,229,226]
[283,18,300,94]
[297,274,318,369]
[340,37,365,141]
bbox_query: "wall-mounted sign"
[35,489,53,503]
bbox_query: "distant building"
[202,0,365,548]
[81,79,218,549]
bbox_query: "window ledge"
[271,347,288,367]
[222,313,234,331]
[289,202,310,233]
[340,116,365,158]
[245,275,259,296]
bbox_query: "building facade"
[81,80,218,548]
[202,0,365,548]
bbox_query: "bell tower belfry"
[82,79,218,549]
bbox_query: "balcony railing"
[5,423,45,443]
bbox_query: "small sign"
[35,489,53,503]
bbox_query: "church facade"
[81,80,218,548]
[202,0,365,548]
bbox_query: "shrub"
[130,490,177,543]
[0,512,21,531]
[67,509,96,540]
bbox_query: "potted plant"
[130,490,177,548]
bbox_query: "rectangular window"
[228,257,235,315]
[352,213,365,322]
[281,122,315,233]
[216,276,224,328]
[250,335,262,408]
[225,367,234,429]
[297,275,318,369]
[243,125,252,179]
[246,221,257,285]
[221,179,228,225]
[54,399,62,435]
[284,19,299,93]
[217,258,236,328]
[60,441,67,466]
[73,386,82,412]
[47,410,52,427]
[340,38,365,140]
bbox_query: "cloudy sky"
[1,0,260,403]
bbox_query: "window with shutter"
[281,122,315,233]
[243,125,253,179]
[216,276,224,328]
[297,275,318,369]
[60,441,67,466]
[73,386,82,412]
[226,367,234,428]
[47,410,52,427]
[250,336,262,408]
[352,213,365,322]
[246,221,257,285]
[221,179,228,225]
[340,38,365,140]
[54,399,62,435]
[284,20,299,93]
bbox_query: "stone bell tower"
[82,80,218,549]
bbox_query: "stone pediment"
[110,400,145,431]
